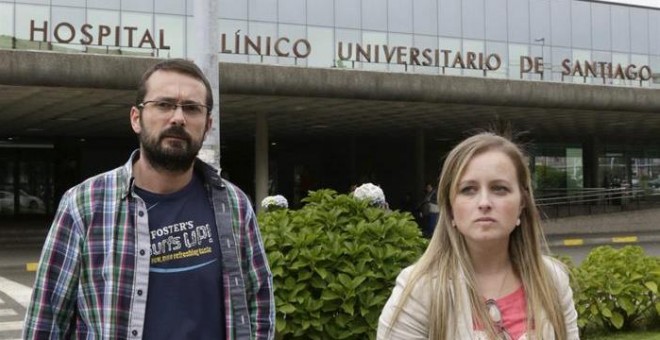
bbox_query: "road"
[0,238,658,338]
[547,230,660,264]
[0,247,38,340]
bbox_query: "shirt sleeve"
[243,207,275,340]
[23,191,84,339]
[377,266,430,340]
[544,257,580,340]
[558,267,580,339]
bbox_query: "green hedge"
[260,189,660,338]
[567,246,660,335]
[259,189,427,339]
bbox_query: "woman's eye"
[459,186,476,195]
[493,185,509,193]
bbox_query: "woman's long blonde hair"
[389,132,568,339]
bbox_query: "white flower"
[261,195,289,210]
[353,183,387,207]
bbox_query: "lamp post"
[193,0,221,170]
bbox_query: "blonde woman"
[378,132,579,340]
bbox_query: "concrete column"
[255,113,269,211]
[192,0,221,169]
[415,129,425,202]
[583,137,602,188]
[349,136,357,186]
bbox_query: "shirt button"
[132,330,138,336]
[137,289,143,296]
[138,211,144,217]
[139,249,146,256]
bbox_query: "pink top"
[497,286,527,340]
[475,286,528,340]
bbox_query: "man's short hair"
[135,59,213,113]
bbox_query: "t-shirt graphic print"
[135,174,225,340]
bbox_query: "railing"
[535,187,660,219]
[0,35,166,57]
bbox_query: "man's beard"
[139,124,204,172]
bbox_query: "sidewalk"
[0,247,42,272]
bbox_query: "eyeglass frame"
[137,100,212,117]
[485,299,513,340]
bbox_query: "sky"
[596,0,660,8]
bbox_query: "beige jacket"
[377,257,579,339]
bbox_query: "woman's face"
[451,150,523,249]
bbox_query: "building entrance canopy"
[1,50,659,144]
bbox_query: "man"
[24,59,275,339]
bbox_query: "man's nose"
[169,106,186,125]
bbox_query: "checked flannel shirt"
[23,151,275,339]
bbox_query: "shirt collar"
[119,149,225,199]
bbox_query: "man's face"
[130,70,211,172]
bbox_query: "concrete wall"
[1,50,660,112]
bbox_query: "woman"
[378,132,579,339]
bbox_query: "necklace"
[496,268,510,299]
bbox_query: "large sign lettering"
[29,20,170,50]
[220,33,311,58]
[336,42,501,71]
[27,21,654,85]
[520,56,652,82]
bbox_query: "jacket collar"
[118,149,225,199]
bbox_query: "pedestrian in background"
[23,59,275,339]
[418,183,440,238]
[378,132,578,339]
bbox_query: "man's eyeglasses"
[138,100,210,117]
[485,299,513,340]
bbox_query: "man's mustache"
[159,126,191,142]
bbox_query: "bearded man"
[24,59,275,340]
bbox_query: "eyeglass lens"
[142,101,207,116]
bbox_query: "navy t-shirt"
[136,174,225,339]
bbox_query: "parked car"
[0,190,45,213]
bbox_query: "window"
[307,26,334,68]
[413,0,437,35]
[388,0,413,34]
[308,0,334,27]
[485,0,506,41]
[0,3,14,39]
[462,0,484,40]
[279,0,305,25]
[508,0,530,44]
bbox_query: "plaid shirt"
[24,151,275,339]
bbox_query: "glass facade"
[1,0,659,213]
[0,0,657,87]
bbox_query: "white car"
[0,190,45,213]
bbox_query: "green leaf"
[610,312,624,329]
[259,189,426,339]
[314,267,329,279]
[618,297,635,316]
[320,289,341,301]
[279,304,296,314]
[341,300,355,315]
[644,281,658,294]
[276,318,287,333]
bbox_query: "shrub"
[572,245,660,332]
[259,189,427,339]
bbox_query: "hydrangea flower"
[353,183,388,208]
[261,195,289,211]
